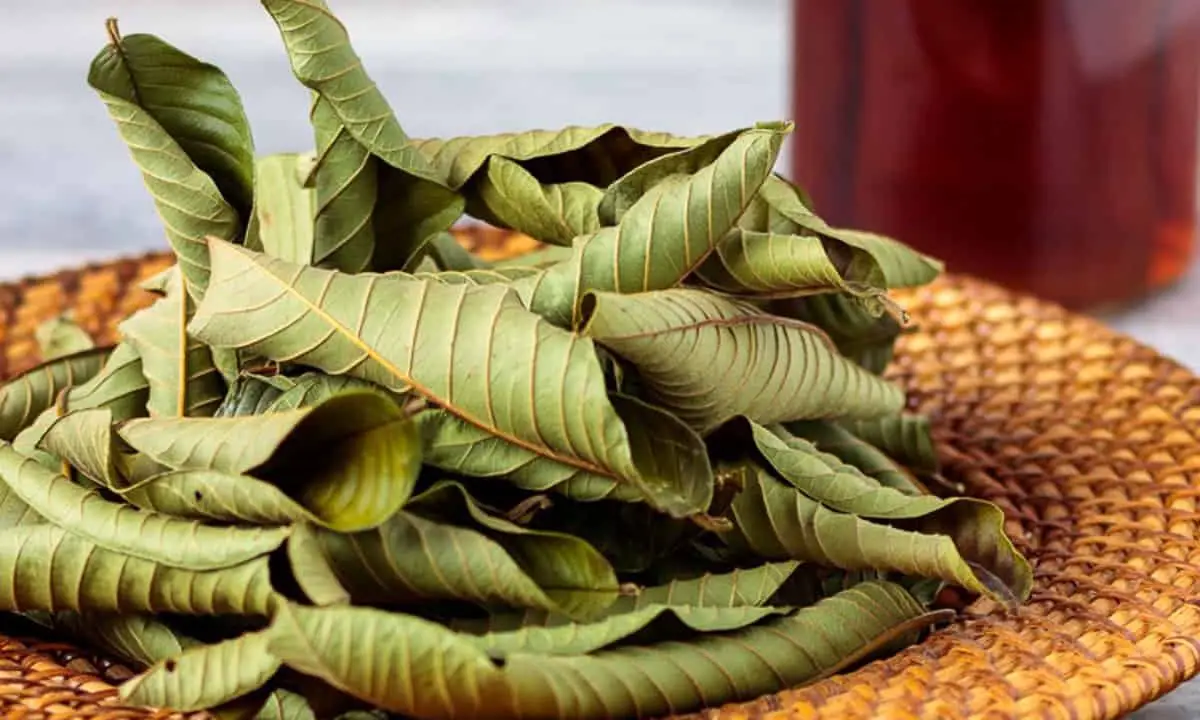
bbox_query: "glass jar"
[791,0,1200,310]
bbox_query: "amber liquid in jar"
[791,0,1200,310]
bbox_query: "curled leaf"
[510,124,790,328]
[772,292,902,375]
[413,125,706,190]
[583,289,905,432]
[121,470,319,526]
[0,443,287,570]
[470,157,602,245]
[39,408,130,489]
[121,629,281,711]
[454,562,803,656]
[839,414,939,475]
[785,419,925,495]
[42,612,197,669]
[310,484,620,618]
[35,314,95,361]
[89,24,243,297]
[253,153,317,266]
[0,348,109,441]
[722,461,1030,604]
[0,524,276,616]
[268,581,932,719]
[216,375,292,418]
[119,268,225,418]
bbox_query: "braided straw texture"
[0,227,1197,719]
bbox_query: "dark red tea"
[791,0,1200,309]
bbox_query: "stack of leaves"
[0,2,1032,719]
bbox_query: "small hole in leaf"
[193,491,203,502]
[164,659,177,672]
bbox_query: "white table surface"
[2,1,1199,716]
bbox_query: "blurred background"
[0,0,785,269]
[1,0,1199,378]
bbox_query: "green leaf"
[0,348,109,441]
[14,343,149,472]
[722,461,1030,604]
[463,603,790,659]
[310,484,619,618]
[121,470,319,526]
[63,341,151,419]
[253,691,317,720]
[308,96,377,272]
[745,421,944,516]
[266,603,505,718]
[261,0,462,273]
[753,176,943,289]
[0,524,276,616]
[595,127,747,224]
[268,581,932,719]
[119,392,421,532]
[785,420,925,495]
[469,157,602,245]
[35,314,95,361]
[259,0,438,183]
[119,269,226,417]
[189,241,712,518]
[121,629,281,712]
[407,480,618,614]
[692,229,887,304]
[253,153,317,265]
[216,374,292,418]
[530,499,685,573]
[583,289,905,432]
[287,522,350,606]
[369,169,466,273]
[747,424,1027,599]
[772,292,902,374]
[839,414,939,475]
[412,125,707,190]
[0,443,287,571]
[39,408,130,489]
[266,373,390,413]
[89,25,244,297]
[91,21,255,219]
[453,563,802,656]
[509,124,790,328]
[41,612,197,669]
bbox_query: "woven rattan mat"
[0,227,1197,719]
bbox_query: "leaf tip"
[104,17,122,47]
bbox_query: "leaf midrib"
[252,262,620,481]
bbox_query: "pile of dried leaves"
[0,1,1031,718]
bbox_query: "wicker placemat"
[1,227,1198,719]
